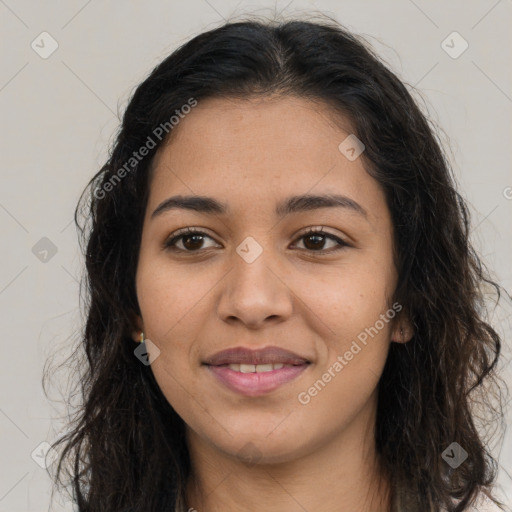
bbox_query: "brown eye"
[293,228,348,253]
[163,228,219,252]
[303,233,328,250]
[180,233,207,251]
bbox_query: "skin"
[132,95,413,512]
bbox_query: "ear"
[129,311,144,343]
[390,315,414,344]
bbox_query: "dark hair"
[46,14,508,512]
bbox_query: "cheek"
[296,263,394,410]
[295,276,393,427]
[135,256,220,396]
[136,257,213,342]
[297,263,394,337]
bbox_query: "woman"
[48,15,508,512]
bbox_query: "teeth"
[254,363,273,372]
[228,363,290,373]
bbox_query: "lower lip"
[206,364,309,397]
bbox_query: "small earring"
[400,327,404,336]
[140,331,145,343]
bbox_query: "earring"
[140,331,145,343]
[400,327,404,336]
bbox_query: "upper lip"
[204,346,311,366]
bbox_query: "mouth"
[203,346,311,396]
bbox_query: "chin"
[215,433,309,467]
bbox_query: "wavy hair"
[46,14,508,512]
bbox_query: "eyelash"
[162,226,349,255]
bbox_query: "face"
[134,95,409,465]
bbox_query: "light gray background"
[1,1,511,510]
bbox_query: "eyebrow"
[151,193,368,220]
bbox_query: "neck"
[183,393,391,512]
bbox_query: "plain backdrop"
[0,1,511,510]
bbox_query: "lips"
[203,346,311,397]
[203,346,310,366]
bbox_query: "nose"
[216,249,293,329]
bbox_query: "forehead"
[152,95,355,170]
[146,95,388,226]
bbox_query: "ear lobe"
[130,312,144,343]
[391,318,414,343]
[131,329,143,343]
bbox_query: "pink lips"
[203,346,311,397]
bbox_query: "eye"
[292,227,349,254]
[163,227,219,252]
